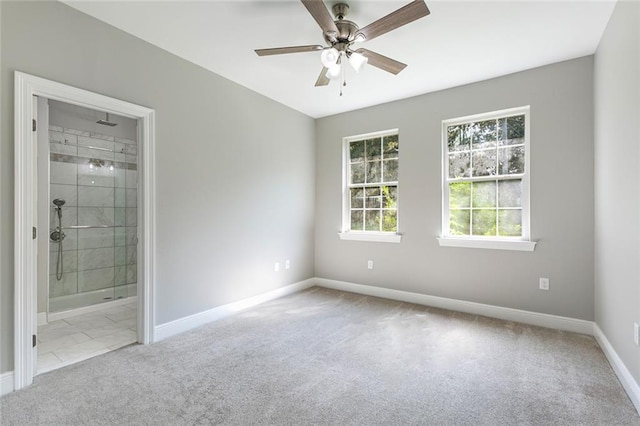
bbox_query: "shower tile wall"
[49,125,137,308]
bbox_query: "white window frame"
[339,129,402,243]
[438,106,536,251]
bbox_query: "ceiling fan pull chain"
[340,53,346,96]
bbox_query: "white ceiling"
[63,0,616,118]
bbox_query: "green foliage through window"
[445,110,527,238]
[348,132,399,233]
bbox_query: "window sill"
[437,237,536,251]
[339,232,402,243]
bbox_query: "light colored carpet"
[1,287,638,425]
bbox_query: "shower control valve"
[49,227,66,243]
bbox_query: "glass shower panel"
[48,108,137,313]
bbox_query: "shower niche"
[46,100,138,314]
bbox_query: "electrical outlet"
[285,259,290,270]
[539,277,549,290]
[634,322,639,346]
[367,260,374,270]
[274,262,280,272]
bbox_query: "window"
[439,107,535,251]
[340,129,401,243]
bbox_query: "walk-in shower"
[45,101,139,315]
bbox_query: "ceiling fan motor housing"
[324,20,359,46]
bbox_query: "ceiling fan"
[255,0,430,91]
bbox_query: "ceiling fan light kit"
[348,51,368,73]
[320,47,340,68]
[255,0,430,95]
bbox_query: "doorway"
[36,99,140,373]
[14,72,156,390]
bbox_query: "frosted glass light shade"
[326,64,342,80]
[349,52,368,73]
[321,48,340,68]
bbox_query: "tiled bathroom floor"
[37,301,137,374]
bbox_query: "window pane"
[365,138,382,160]
[471,149,497,176]
[449,209,470,236]
[472,181,496,208]
[366,161,381,183]
[444,109,527,241]
[350,162,365,184]
[498,146,525,175]
[382,186,397,208]
[507,115,525,140]
[365,187,381,208]
[383,135,399,159]
[383,159,398,182]
[447,124,470,152]
[382,210,397,232]
[449,182,471,208]
[498,180,522,207]
[345,133,399,236]
[498,115,525,146]
[449,152,470,178]
[350,210,363,231]
[350,140,365,162]
[350,188,364,209]
[472,209,496,236]
[365,210,381,231]
[471,120,497,149]
[498,209,522,237]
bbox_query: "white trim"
[437,237,536,251]
[593,324,640,414]
[339,232,402,243]
[314,278,593,335]
[14,71,156,391]
[14,72,36,391]
[154,279,315,342]
[37,312,47,326]
[1,371,15,397]
[139,108,156,345]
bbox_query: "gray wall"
[594,1,640,386]
[315,57,595,320]
[0,1,315,373]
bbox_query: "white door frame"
[14,71,156,390]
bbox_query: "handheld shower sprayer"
[53,198,65,219]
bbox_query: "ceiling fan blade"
[301,0,339,35]
[356,0,430,42]
[355,49,407,75]
[255,45,324,56]
[315,67,330,86]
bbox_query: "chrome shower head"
[53,199,66,207]
[97,112,118,127]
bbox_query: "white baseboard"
[1,371,14,396]
[37,312,48,326]
[593,324,640,414]
[154,279,315,341]
[314,278,594,335]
